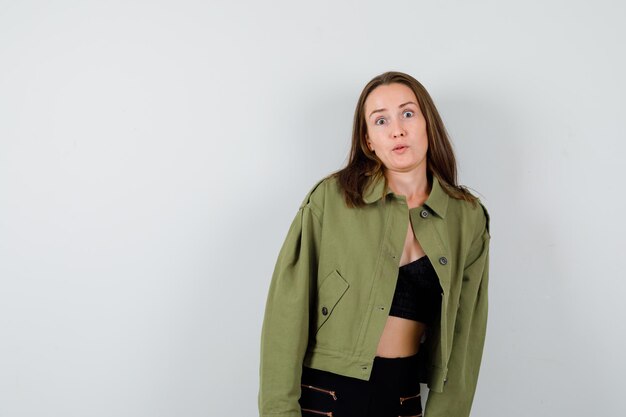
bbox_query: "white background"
[1,1,625,416]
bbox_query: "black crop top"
[388,255,443,325]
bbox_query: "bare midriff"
[376,316,427,357]
[375,215,428,358]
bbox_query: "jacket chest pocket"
[313,270,349,333]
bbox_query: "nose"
[391,120,406,138]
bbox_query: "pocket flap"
[315,270,349,331]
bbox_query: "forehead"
[364,83,418,112]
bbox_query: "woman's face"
[363,83,428,175]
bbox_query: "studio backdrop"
[1,1,624,416]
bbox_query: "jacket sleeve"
[425,202,491,417]
[258,195,323,417]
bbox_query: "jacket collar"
[362,172,449,218]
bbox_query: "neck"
[385,167,431,207]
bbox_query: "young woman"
[259,71,491,417]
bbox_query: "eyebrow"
[368,101,418,119]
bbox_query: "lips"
[393,144,408,151]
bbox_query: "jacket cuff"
[426,365,447,393]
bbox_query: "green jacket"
[259,173,491,417]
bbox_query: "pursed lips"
[392,144,409,151]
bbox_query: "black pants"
[299,353,422,417]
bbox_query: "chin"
[392,161,423,172]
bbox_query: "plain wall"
[1,1,625,416]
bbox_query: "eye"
[403,110,414,118]
[374,118,386,126]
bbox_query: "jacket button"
[420,209,429,218]
[321,307,328,316]
[439,256,448,265]
[444,378,448,384]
